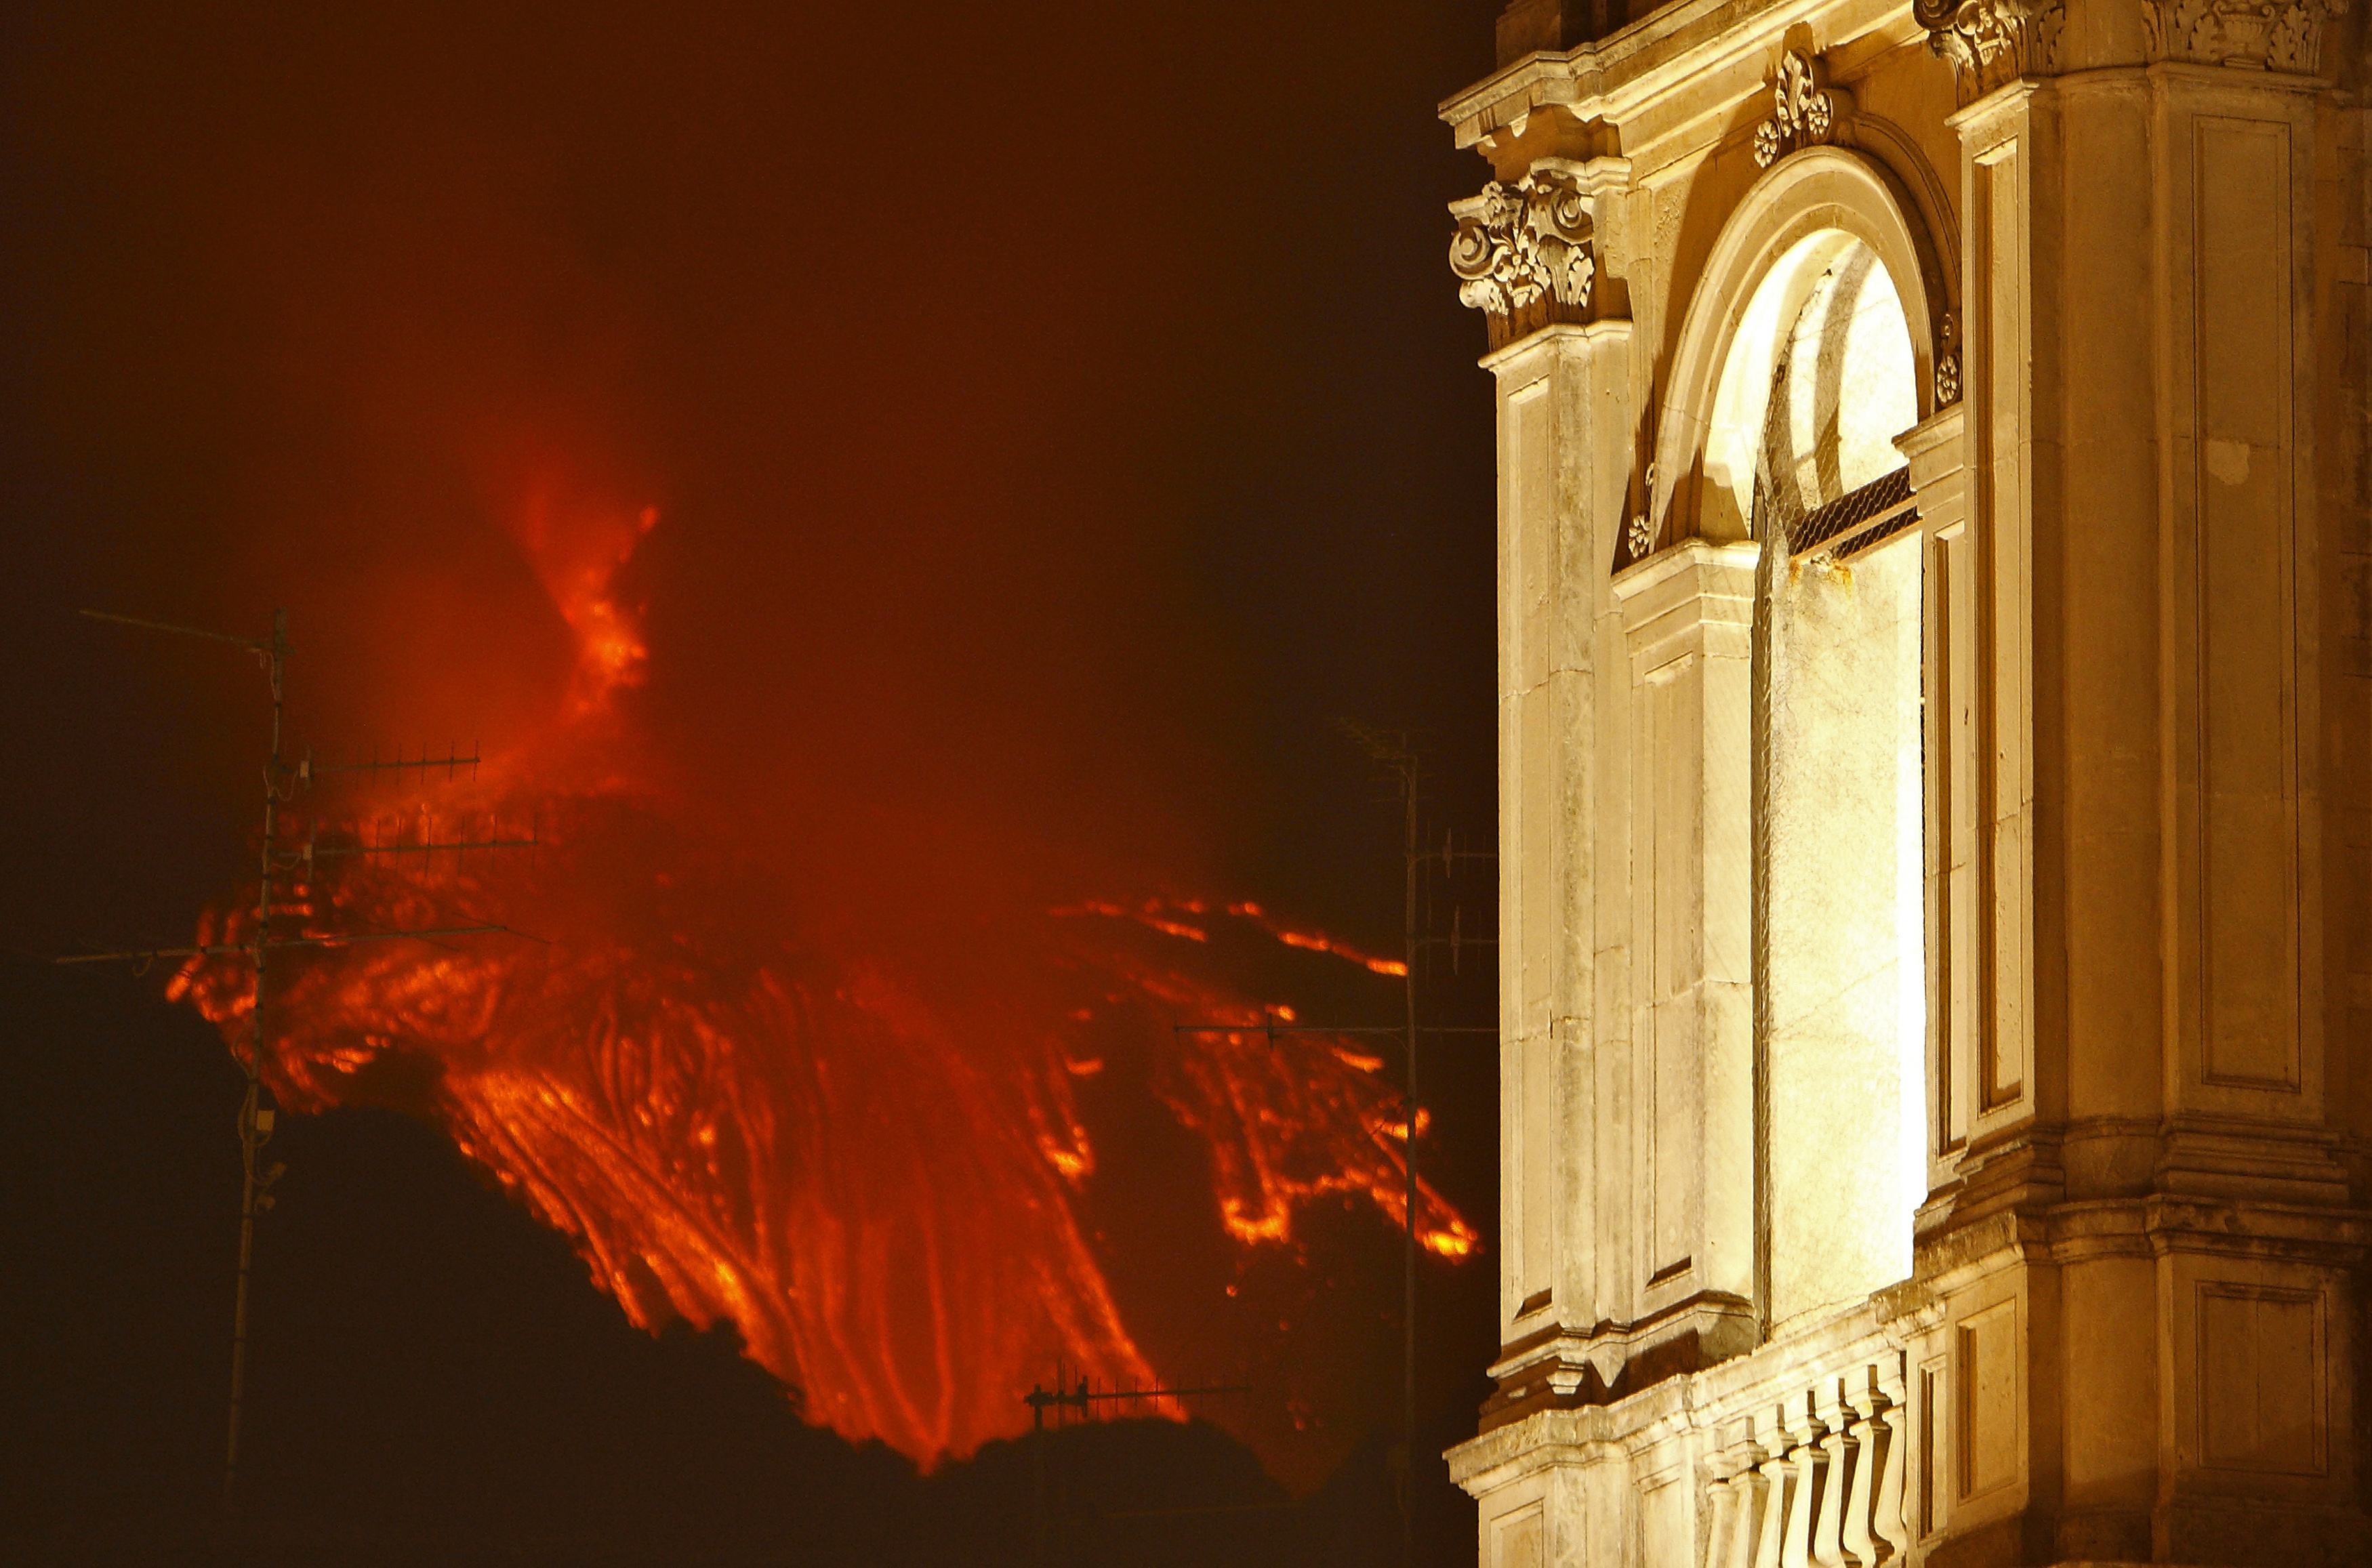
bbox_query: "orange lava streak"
[167,495,1477,1468]
[170,806,1476,1464]
[1052,899,1409,978]
[1216,901,1408,977]
[173,804,1162,1463]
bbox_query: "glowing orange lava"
[167,499,1477,1468]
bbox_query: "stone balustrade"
[1700,1353,1910,1568]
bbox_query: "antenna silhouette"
[1169,730,1496,1568]
[1021,1363,1252,1567]
[56,606,537,1517]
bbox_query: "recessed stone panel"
[2192,115,2301,1094]
[1494,1503,1545,1568]
[2197,1283,2325,1477]
[1958,1299,2019,1501]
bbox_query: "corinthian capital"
[1916,0,2066,104]
[2142,0,2349,71]
[1449,163,1597,348]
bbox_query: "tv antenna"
[1021,1365,1253,1566]
[54,607,537,1517]
[1170,730,1495,1568]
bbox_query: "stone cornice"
[1476,315,1633,375]
[1438,0,1926,154]
[1454,1294,1906,1487]
[1894,403,1968,492]
[1444,0,2352,189]
[1446,1407,1624,1492]
[1438,0,1779,142]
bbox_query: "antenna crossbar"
[307,834,535,861]
[1023,1380,1250,1416]
[307,747,482,779]
[54,925,523,967]
[78,608,275,652]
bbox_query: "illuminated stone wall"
[1766,534,1926,1327]
[1443,0,2371,1561]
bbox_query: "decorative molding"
[1450,163,1597,346]
[1916,0,2066,104]
[1627,461,1658,563]
[2142,0,2348,71]
[1752,51,1837,169]
[1935,316,1962,408]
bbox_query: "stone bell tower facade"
[1444,0,2369,1564]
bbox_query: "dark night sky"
[0,4,1507,1564]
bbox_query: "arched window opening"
[1713,230,1928,1333]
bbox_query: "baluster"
[1704,1455,1742,1568]
[1869,1354,1911,1560]
[1717,1423,1774,1565]
[1779,1393,1826,1568]
[1736,1451,1774,1565]
[1812,1377,1855,1568]
[1839,1365,1885,1568]
[1753,1405,1794,1568]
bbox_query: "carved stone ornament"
[1753,51,1837,169]
[1915,0,2066,104]
[2142,0,2348,71]
[1449,166,1596,343]
[1935,316,1962,408]
[1626,461,1659,562]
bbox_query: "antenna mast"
[60,608,534,1516]
[1170,728,1496,1568]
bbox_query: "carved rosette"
[1916,0,2066,104]
[2143,0,2348,70]
[1449,166,1597,348]
[1753,51,1838,169]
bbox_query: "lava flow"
[169,500,1475,1471]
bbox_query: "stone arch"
[1648,145,1950,551]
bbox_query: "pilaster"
[1936,73,2055,1225]
[1466,147,1646,1409]
[1900,405,1978,1205]
[1614,539,1760,1355]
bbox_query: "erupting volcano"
[168,498,1475,1472]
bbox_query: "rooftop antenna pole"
[1168,727,1498,1568]
[225,606,289,1516]
[62,607,533,1520]
[1397,742,1422,1568]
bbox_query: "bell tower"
[1443,0,2370,1562]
